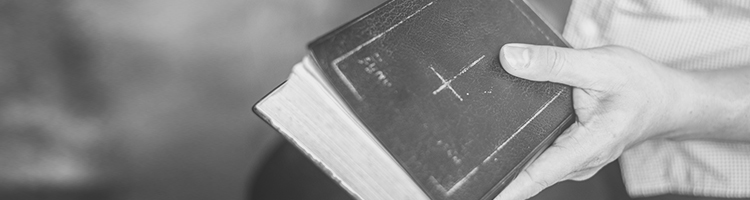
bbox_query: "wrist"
[657,68,749,141]
[644,67,695,140]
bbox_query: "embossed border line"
[331,1,435,101]
[431,89,565,196]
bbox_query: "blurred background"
[0,0,627,200]
[0,0,385,199]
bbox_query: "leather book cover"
[307,0,575,199]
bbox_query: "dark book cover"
[306,0,575,199]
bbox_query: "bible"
[253,0,574,199]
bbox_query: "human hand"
[494,44,693,200]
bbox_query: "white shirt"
[563,0,750,198]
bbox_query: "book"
[253,0,575,199]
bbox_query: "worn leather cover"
[308,0,575,199]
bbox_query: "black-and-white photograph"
[1,0,749,200]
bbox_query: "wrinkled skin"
[495,43,750,200]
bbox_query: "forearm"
[664,66,750,142]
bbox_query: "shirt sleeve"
[621,140,750,198]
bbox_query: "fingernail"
[502,43,530,70]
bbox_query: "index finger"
[493,124,588,200]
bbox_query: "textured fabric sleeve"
[621,140,750,197]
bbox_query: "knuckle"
[598,45,643,63]
[535,46,568,79]
[598,45,631,55]
[579,152,617,172]
[583,154,604,168]
[569,163,607,181]
[523,170,552,189]
[569,170,597,181]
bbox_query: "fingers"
[494,124,597,200]
[499,43,609,89]
[494,146,576,199]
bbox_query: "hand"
[494,44,693,200]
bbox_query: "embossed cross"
[429,55,486,101]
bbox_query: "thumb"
[499,43,604,88]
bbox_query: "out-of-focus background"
[1,0,385,199]
[0,0,627,200]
